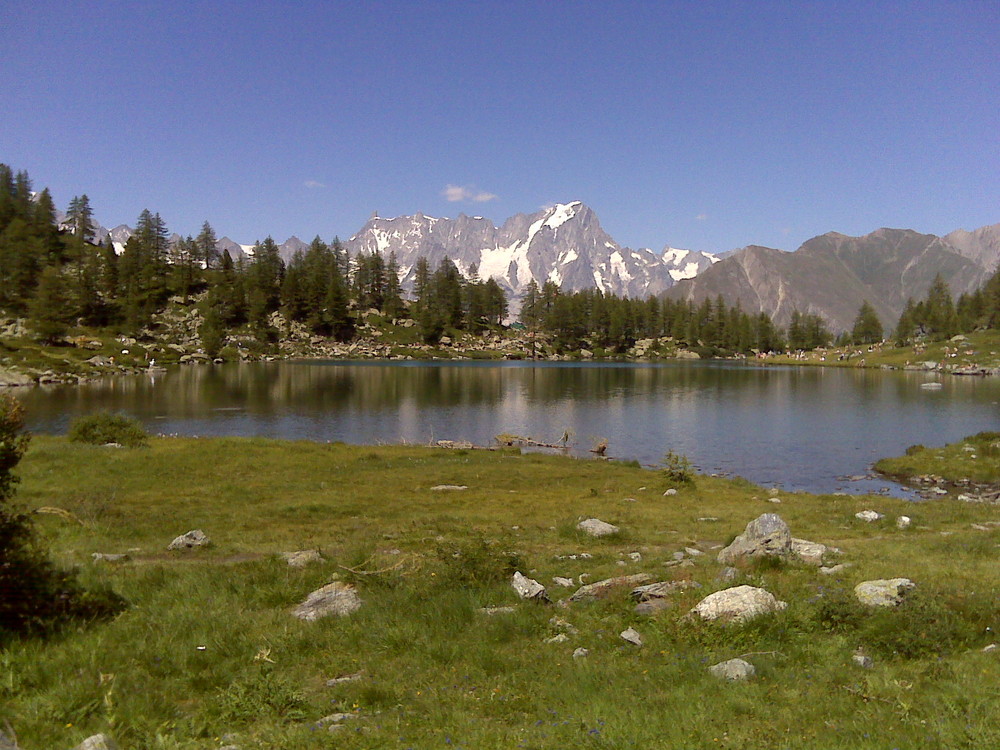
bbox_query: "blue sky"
[3,1,997,253]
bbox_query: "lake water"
[16,360,1000,497]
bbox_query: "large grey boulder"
[292,581,362,620]
[690,585,788,623]
[72,735,120,750]
[167,529,210,550]
[854,578,916,607]
[569,573,652,602]
[577,518,620,537]
[709,658,755,681]
[717,514,791,565]
[511,571,549,602]
[0,367,33,387]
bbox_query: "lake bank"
[6,435,1000,748]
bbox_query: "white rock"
[819,563,851,575]
[430,484,468,491]
[790,538,828,566]
[628,551,642,562]
[620,627,643,646]
[663,488,678,496]
[281,550,323,567]
[72,735,120,750]
[709,658,755,680]
[552,576,575,588]
[577,518,620,537]
[167,529,210,550]
[854,578,916,607]
[690,585,788,623]
[511,571,549,602]
[292,581,362,620]
[855,510,884,522]
[896,516,912,529]
[544,633,569,644]
[572,647,590,659]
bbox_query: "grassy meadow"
[4,436,1000,748]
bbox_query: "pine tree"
[851,301,883,344]
[27,266,73,342]
[383,251,405,320]
[196,221,218,270]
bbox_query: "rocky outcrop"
[292,581,362,620]
[709,658,756,680]
[854,578,916,607]
[577,518,620,537]
[511,571,549,602]
[717,513,791,564]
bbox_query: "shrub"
[904,444,926,456]
[216,668,309,724]
[661,449,696,486]
[859,590,975,659]
[68,411,148,447]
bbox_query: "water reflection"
[17,360,1000,496]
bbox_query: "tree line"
[2,163,999,356]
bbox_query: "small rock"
[317,712,359,726]
[281,550,323,568]
[790,538,828,566]
[855,510,884,522]
[91,552,130,563]
[819,563,851,576]
[684,546,703,557]
[548,616,579,634]
[544,633,569,644]
[569,573,652,602]
[628,551,642,562]
[552,576,575,588]
[957,493,975,502]
[663,488,678,496]
[672,551,686,561]
[635,598,674,615]
[620,627,643,646]
[167,529,210,550]
[896,516,912,529]
[852,650,874,669]
[690,585,788,623]
[479,606,517,615]
[716,566,740,583]
[577,518,620,537]
[709,658,755,681]
[292,581,362,620]
[982,643,997,653]
[854,578,916,607]
[325,672,362,686]
[631,580,701,601]
[511,571,549,602]
[430,484,468,491]
[572,647,589,659]
[768,497,782,504]
[72,736,120,750]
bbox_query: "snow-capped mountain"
[345,201,717,301]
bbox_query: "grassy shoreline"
[3,436,1000,748]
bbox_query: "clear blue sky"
[3,0,997,253]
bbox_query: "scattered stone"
[709,658,755,681]
[511,571,549,602]
[855,510,884,522]
[716,566,740,583]
[663,488,678,496]
[552,576,575,588]
[635,598,674,615]
[690,585,788,623]
[768,497,782,504]
[544,633,569,644]
[167,529,210,550]
[982,644,998,653]
[72,736,120,750]
[569,573,652,602]
[957,493,975,502]
[684,547,703,557]
[572,647,590,659]
[717,513,792,565]
[620,627,643,646]
[325,672,363,686]
[672,551,686,561]
[281,550,323,568]
[628,551,642,562]
[852,650,874,669]
[430,484,468,491]
[631,579,702,601]
[698,516,720,522]
[790,538,828,566]
[819,563,851,576]
[549,616,579,634]
[577,518,620,537]
[91,552,130,563]
[292,581,362,620]
[479,606,516,615]
[896,516,912,530]
[854,578,916,607]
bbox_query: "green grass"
[5,437,1000,748]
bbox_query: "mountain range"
[76,204,998,333]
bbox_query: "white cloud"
[443,184,498,203]
[304,180,326,189]
[695,213,708,221]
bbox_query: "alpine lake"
[17,359,1000,498]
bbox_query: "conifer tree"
[851,301,883,344]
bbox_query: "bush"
[904,444,926,456]
[661,449,696,486]
[68,411,148,447]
